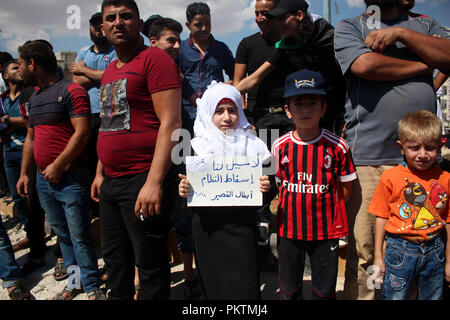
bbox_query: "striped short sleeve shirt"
[272,129,357,240]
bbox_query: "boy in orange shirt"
[369,110,450,300]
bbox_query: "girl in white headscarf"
[190,81,271,159]
[179,81,272,300]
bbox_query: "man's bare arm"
[233,63,248,85]
[234,61,277,94]
[17,127,35,197]
[71,59,105,89]
[434,71,449,91]
[365,27,450,70]
[350,51,431,81]
[134,87,182,218]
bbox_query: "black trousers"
[278,237,339,300]
[100,172,172,300]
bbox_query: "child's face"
[212,102,239,134]
[186,14,211,42]
[397,139,442,171]
[284,94,326,131]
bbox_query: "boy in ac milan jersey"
[271,70,357,300]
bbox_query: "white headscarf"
[191,81,271,160]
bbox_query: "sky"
[0,0,449,58]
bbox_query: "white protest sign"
[186,156,262,207]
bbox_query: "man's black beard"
[8,79,24,88]
[90,31,109,47]
[364,0,398,9]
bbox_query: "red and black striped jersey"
[272,129,357,241]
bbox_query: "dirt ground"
[0,211,345,301]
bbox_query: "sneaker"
[257,222,270,246]
[338,236,348,248]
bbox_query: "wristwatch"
[4,116,10,125]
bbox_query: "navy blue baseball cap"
[283,70,326,98]
[267,0,309,18]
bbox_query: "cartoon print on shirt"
[403,179,427,207]
[398,178,443,232]
[399,202,412,219]
[430,181,447,209]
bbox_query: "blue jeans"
[0,218,22,289]
[382,235,445,300]
[4,151,29,233]
[36,167,100,293]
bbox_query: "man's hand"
[134,182,163,219]
[91,174,104,203]
[42,162,64,184]
[17,174,30,198]
[365,27,402,53]
[0,115,9,124]
[70,59,87,76]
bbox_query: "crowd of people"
[0,0,449,301]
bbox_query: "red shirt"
[98,46,181,177]
[28,79,90,170]
[272,129,357,241]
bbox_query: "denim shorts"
[382,234,445,300]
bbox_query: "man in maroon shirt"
[16,40,104,300]
[90,0,181,300]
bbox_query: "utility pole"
[323,0,331,23]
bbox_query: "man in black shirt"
[234,0,288,268]
[235,0,294,135]
[235,0,346,135]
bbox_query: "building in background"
[55,51,77,80]
[439,77,450,131]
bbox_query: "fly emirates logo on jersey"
[282,172,329,194]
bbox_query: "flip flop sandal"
[8,285,35,300]
[53,286,83,300]
[53,259,68,281]
[87,289,107,300]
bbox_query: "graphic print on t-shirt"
[99,79,130,132]
[398,178,446,235]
